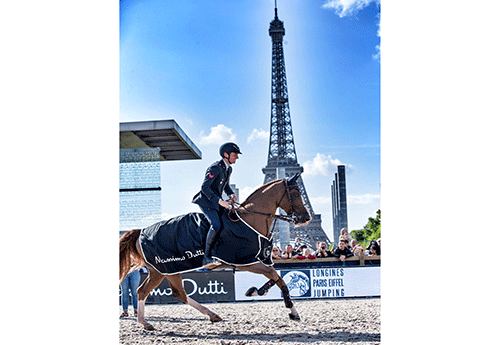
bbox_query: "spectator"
[333,239,354,262]
[339,228,353,245]
[293,237,302,251]
[313,241,322,255]
[366,240,381,256]
[304,248,316,260]
[351,239,365,257]
[297,251,306,260]
[296,243,307,255]
[281,244,298,259]
[272,246,282,260]
[315,242,333,258]
[120,268,141,318]
[297,247,314,260]
[292,238,306,255]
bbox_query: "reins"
[227,178,306,238]
[229,202,296,223]
[227,204,282,241]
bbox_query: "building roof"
[120,120,202,161]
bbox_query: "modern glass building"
[119,148,162,232]
[332,165,348,244]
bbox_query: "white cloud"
[348,194,380,205]
[372,44,380,60]
[303,153,351,177]
[247,128,269,144]
[199,124,236,145]
[373,11,381,61]
[323,0,380,61]
[322,0,377,18]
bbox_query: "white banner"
[234,267,380,301]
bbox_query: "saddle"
[139,212,273,275]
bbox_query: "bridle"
[229,178,308,237]
[283,178,308,218]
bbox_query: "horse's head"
[278,174,311,226]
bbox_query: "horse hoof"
[289,313,301,321]
[141,321,155,330]
[210,315,223,323]
[245,287,258,297]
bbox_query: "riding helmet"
[219,142,242,158]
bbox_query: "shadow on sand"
[139,328,380,343]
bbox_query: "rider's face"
[228,152,239,164]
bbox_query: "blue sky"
[120,0,381,240]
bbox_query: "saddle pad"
[139,212,273,275]
[213,211,273,267]
[139,212,210,275]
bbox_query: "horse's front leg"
[274,277,300,320]
[245,278,276,297]
[240,263,300,321]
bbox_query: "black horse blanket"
[139,212,273,275]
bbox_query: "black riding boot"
[202,227,220,267]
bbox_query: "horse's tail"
[119,229,144,282]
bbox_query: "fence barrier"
[119,256,380,305]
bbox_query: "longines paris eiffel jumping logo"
[281,270,311,298]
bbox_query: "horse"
[119,174,311,330]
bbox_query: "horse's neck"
[239,181,281,237]
[241,180,281,214]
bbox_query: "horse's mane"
[239,179,281,208]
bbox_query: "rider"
[192,142,242,267]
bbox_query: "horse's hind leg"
[136,266,165,330]
[165,274,222,322]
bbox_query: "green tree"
[351,210,381,248]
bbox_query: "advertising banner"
[234,270,283,301]
[234,267,380,301]
[145,270,235,304]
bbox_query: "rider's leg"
[199,206,222,266]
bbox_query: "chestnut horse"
[119,174,311,330]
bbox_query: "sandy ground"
[119,298,380,345]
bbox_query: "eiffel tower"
[263,2,331,248]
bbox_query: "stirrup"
[202,257,221,269]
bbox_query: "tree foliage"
[350,210,380,248]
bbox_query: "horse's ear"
[288,173,299,185]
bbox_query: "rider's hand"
[230,194,237,203]
[219,199,231,209]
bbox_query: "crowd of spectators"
[271,229,381,261]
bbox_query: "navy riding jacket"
[192,159,234,210]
